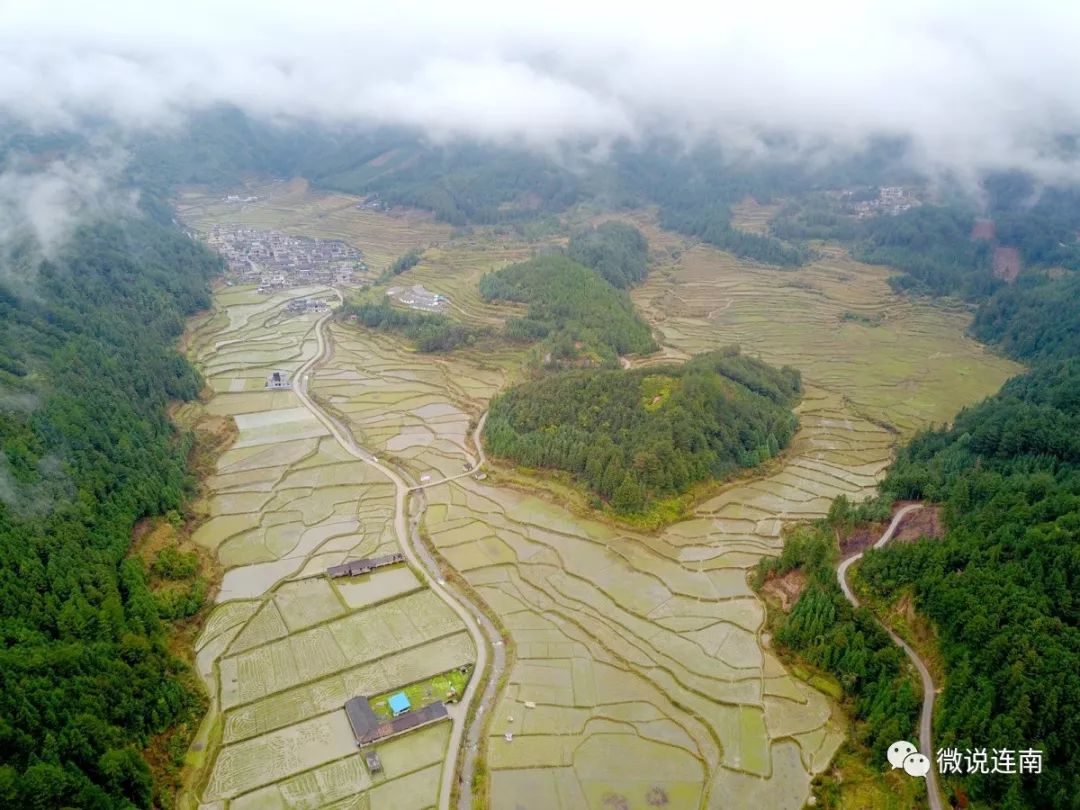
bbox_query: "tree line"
[0,212,221,808]
[840,235,1080,807]
[340,299,492,353]
[375,247,424,283]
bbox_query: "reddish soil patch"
[971,218,995,241]
[840,523,885,558]
[762,569,808,611]
[838,501,943,557]
[992,246,1023,283]
[893,505,944,543]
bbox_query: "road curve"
[837,504,943,810]
[292,298,496,810]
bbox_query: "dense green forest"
[754,517,921,769]
[775,196,1080,300]
[854,206,997,297]
[567,221,650,288]
[972,272,1080,361]
[340,299,490,352]
[833,223,1080,807]
[856,359,1080,809]
[483,348,801,513]
[479,253,657,365]
[0,214,220,807]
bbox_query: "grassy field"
[178,188,1018,809]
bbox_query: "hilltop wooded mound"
[482,347,801,514]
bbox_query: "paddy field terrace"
[177,185,1018,810]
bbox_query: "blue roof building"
[388,692,411,716]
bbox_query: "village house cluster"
[847,185,920,218]
[204,225,367,290]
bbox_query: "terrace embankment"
[178,285,477,810]
[179,188,1019,810]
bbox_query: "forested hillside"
[825,200,1080,300]
[479,253,658,365]
[972,272,1080,361]
[859,368,1080,808]
[567,221,650,288]
[854,206,997,298]
[483,348,801,514]
[838,234,1080,807]
[131,110,580,225]
[0,214,219,808]
[754,516,921,770]
[341,143,581,225]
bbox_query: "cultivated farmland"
[180,283,475,810]
[179,189,1018,809]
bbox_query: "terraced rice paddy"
[182,190,1019,809]
[729,199,783,235]
[632,240,1022,435]
[182,285,474,809]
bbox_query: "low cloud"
[2,1,1080,180]
[0,150,138,281]
[0,453,70,516]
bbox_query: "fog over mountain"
[0,151,135,263]
[3,0,1080,180]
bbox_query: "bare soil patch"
[993,246,1023,283]
[893,504,944,543]
[970,218,995,241]
[762,569,808,612]
[839,523,885,558]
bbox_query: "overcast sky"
[2,1,1080,179]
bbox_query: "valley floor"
[177,186,1019,810]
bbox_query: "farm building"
[344,696,449,746]
[345,697,379,746]
[266,370,291,389]
[326,552,405,578]
[363,750,382,774]
[389,692,411,717]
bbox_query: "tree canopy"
[567,221,650,289]
[0,213,219,808]
[483,347,801,514]
[479,253,658,366]
[341,299,490,352]
[861,359,1080,809]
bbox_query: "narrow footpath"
[837,504,943,810]
[292,299,504,810]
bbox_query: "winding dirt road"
[292,298,502,810]
[837,504,943,810]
